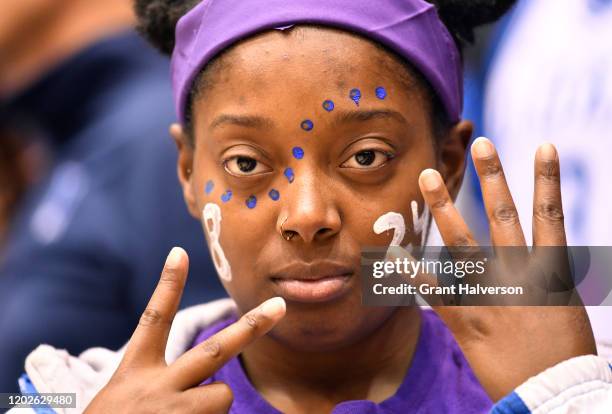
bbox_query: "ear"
[170,123,199,219]
[437,120,473,201]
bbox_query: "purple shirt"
[192,309,492,413]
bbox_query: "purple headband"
[171,0,463,124]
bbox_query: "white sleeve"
[491,355,612,413]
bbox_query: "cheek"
[211,202,274,279]
[213,206,277,312]
[194,155,277,294]
[342,177,431,248]
[365,150,434,247]
[349,207,415,248]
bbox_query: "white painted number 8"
[202,203,233,282]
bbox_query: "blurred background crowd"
[1,0,611,394]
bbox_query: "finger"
[471,137,527,247]
[418,169,478,248]
[532,143,566,246]
[418,169,486,304]
[123,247,189,365]
[180,382,233,414]
[531,144,571,295]
[168,297,286,389]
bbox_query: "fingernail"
[472,137,494,158]
[537,143,557,161]
[165,247,182,269]
[260,297,286,319]
[420,169,441,192]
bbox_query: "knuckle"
[139,308,165,327]
[492,205,520,225]
[535,202,565,222]
[430,196,449,211]
[537,160,560,183]
[479,156,504,179]
[158,269,183,292]
[450,235,475,247]
[242,312,260,330]
[199,339,222,359]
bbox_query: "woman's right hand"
[85,247,286,414]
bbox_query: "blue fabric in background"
[490,391,531,414]
[0,31,224,393]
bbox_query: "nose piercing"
[280,216,295,241]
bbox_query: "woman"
[13,0,610,413]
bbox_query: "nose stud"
[280,216,296,241]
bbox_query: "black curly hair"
[133,0,516,139]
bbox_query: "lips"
[270,262,354,303]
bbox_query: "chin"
[268,296,393,352]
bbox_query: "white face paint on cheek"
[202,202,233,282]
[372,201,430,249]
[373,212,405,247]
[411,200,430,246]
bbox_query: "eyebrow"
[334,109,408,126]
[209,109,407,131]
[210,114,274,130]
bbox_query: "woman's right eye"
[224,156,271,176]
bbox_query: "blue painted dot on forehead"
[292,146,304,160]
[375,86,387,100]
[322,100,335,112]
[246,195,257,209]
[300,119,314,131]
[205,180,214,195]
[221,189,232,203]
[349,88,361,106]
[284,167,295,183]
[268,189,280,201]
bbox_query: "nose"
[277,171,341,244]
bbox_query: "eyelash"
[223,147,395,178]
[340,149,395,169]
[223,156,271,177]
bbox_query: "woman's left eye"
[341,150,393,169]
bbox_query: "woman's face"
[174,27,471,351]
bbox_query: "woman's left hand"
[406,138,596,401]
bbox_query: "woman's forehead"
[198,26,418,99]
[187,26,433,140]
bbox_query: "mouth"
[270,262,354,303]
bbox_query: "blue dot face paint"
[292,146,305,160]
[221,189,232,203]
[284,167,295,183]
[268,189,280,201]
[246,195,257,209]
[375,86,387,100]
[301,119,314,131]
[349,88,362,106]
[205,180,214,195]
[322,100,335,112]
